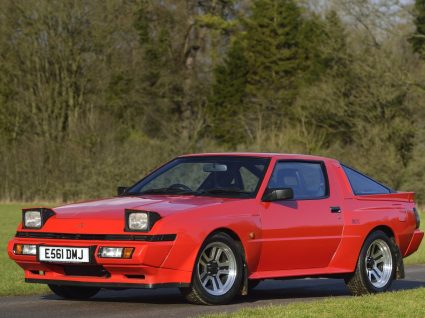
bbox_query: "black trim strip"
[25,278,189,289]
[16,232,176,242]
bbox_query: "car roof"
[179,152,335,162]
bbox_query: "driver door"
[258,160,343,271]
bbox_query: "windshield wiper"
[195,188,252,196]
[137,188,194,195]
[125,187,251,197]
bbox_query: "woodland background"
[1,0,425,202]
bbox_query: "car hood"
[53,195,239,219]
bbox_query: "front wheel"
[48,284,100,300]
[345,230,396,295]
[180,232,243,305]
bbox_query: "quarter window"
[342,165,391,195]
[268,161,328,200]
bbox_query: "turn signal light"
[122,247,134,259]
[14,244,23,255]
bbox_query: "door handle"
[330,206,341,213]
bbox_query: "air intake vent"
[63,265,110,277]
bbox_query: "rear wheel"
[48,284,100,300]
[345,230,396,295]
[180,232,243,305]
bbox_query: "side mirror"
[117,186,128,196]
[262,188,294,202]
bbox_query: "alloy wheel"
[197,242,237,296]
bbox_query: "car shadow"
[40,277,425,305]
[240,278,425,303]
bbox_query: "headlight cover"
[22,208,55,229]
[125,210,161,232]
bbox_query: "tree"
[208,0,323,145]
[207,39,249,145]
[0,0,424,203]
[410,0,425,57]
[243,0,305,116]
[133,0,239,144]
[293,10,355,147]
[0,0,143,200]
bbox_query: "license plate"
[39,246,90,263]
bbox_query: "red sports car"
[8,153,423,305]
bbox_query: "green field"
[0,204,423,297]
[204,288,425,318]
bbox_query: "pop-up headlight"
[24,211,42,228]
[22,208,55,229]
[125,210,161,232]
[128,212,148,231]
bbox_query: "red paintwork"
[7,153,424,287]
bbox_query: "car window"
[127,156,270,198]
[268,161,328,200]
[144,163,208,191]
[342,165,391,195]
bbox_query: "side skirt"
[25,278,190,289]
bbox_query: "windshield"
[125,156,270,198]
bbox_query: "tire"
[180,232,244,305]
[48,284,100,300]
[345,230,397,295]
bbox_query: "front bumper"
[8,233,192,288]
[403,229,424,258]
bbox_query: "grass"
[0,205,423,297]
[203,288,425,318]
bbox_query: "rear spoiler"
[354,192,415,203]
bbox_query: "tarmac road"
[1,265,424,318]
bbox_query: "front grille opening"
[63,265,110,278]
[125,274,145,280]
[16,231,176,242]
